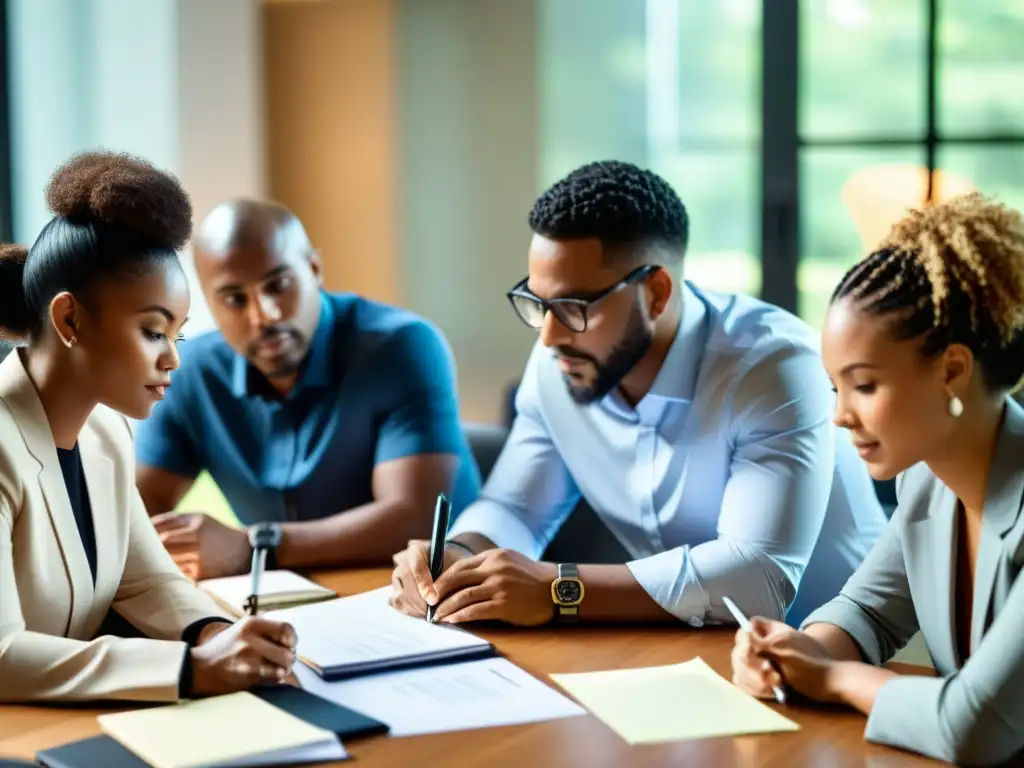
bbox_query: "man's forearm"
[276,500,430,568]
[449,534,671,623]
[575,564,676,622]
[450,532,497,555]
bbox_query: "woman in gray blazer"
[731,193,1024,766]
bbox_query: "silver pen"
[246,547,268,616]
[723,596,787,705]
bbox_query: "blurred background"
[0,0,1021,425]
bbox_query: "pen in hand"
[244,545,268,617]
[425,494,452,624]
[722,596,787,705]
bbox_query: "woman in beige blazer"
[0,151,297,703]
[731,193,1024,766]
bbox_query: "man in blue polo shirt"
[136,198,480,580]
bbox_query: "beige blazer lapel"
[970,399,1024,654]
[0,352,95,636]
[78,422,119,613]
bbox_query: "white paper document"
[294,656,586,737]
[267,587,492,674]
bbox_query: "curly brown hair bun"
[1,150,193,340]
[833,192,1024,392]
[45,150,192,251]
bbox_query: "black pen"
[425,494,452,624]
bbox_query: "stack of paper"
[550,657,799,745]
[268,586,584,737]
[294,656,586,737]
[97,691,347,767]
[267,587,495,680]
[199,570,335,617]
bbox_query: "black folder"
[36,686,386,768]
[251,684,389,740]
[36,735,148,768]
[304,643,498,682]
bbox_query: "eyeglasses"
[506,264,659,334]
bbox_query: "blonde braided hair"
[832,192,1024,391]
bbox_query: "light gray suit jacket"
[802,397,1024,766]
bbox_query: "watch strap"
[554,563,581,623]
[248,523,282,569]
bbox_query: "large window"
[540,0,1024,326]
[794,0,1024,326]
[539,0,761,297]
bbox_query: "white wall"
[8,0,265,336]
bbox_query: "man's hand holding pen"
[390,540,557,627]
[389,540,472,618]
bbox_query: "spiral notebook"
[267,587,495,681]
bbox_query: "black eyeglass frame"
[506,264,660,333]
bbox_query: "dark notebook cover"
[311,643,498,682]
[252,684,389,740]
[36,735,148,768]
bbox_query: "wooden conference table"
[0,568,944,767]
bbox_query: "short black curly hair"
[528,160,689,264]
[0,150,192,339]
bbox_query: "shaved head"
[194,198,324,394]
[196,198,313,264]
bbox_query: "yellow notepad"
[97,691,344,768]
[550,657,799,745]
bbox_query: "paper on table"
[550,657,799,745]
[199,570,335,617]
[266,586,491,672]
[97,691,347,768]
[294,656,585,737]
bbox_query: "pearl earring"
[948,394,964,418]
[64,335,77,349]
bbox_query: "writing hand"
[731,617,837,702]
[389,539,471,617]
[189,616,298,697]
[431,549,556,626]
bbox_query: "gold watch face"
[552,578,584,606]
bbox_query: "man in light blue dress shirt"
[391,160,886,628]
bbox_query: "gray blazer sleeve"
[863,570,1024,765]
[800,472,919,664]
[803,467,1024,765]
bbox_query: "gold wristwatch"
[551,563,584,621]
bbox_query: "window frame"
[762,0,1024,317]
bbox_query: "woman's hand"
[731,617,838,703]
[188,616,298,697]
